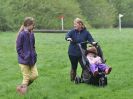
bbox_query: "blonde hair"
[16,17,35,38]
[74,18,85,29]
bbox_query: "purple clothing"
[87,53,109,73]
[90,64,108,74]
[16,30,37,66]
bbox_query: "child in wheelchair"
[86,46,112,77]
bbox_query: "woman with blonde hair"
[65,18,95,81]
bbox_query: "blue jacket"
[65,28,94,56]
[16,30,37,66]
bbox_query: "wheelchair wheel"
[99,76,107,87]
[99,77,104,87]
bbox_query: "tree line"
[0,0,132,31]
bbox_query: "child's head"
[17,17,35,38]
[23,17,35,31]
[87,46,97,55]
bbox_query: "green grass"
[0,28,133,99]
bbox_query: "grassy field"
[0,28,133,99]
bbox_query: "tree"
[0,1,11,31]
[0,0,85,30]
[109,0,133,27]
[78,0,117,28]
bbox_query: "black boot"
[28,80,34,86]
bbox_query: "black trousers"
[68,55,86,72]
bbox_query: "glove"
[92,42,97,45]
[67,38,72,41]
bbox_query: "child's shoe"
[28,80,33,86]
[105,67,112,74]
[16,84,28,95]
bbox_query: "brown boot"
[70,69,76,81]
[16,84,28,95]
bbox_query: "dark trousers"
[68,55,85,72]
[68,55,86,81]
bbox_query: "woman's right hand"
[92,42,97,45]
[67,38,73,41]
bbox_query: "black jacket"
[65,28,94,56]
